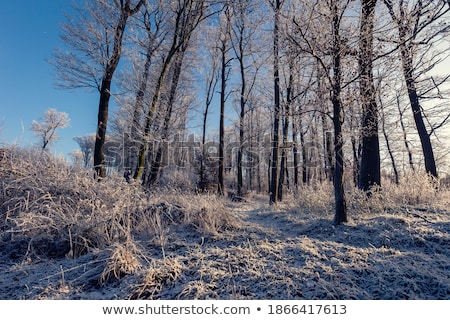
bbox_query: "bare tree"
[134,0,209,181]
[218,8,233,196]
[198,25,221,191]
[269,0,282,205]
[31,108,70,150]
[53,0,145,178]
[382,0,450,178]
[289,0,351,222]
[74,134,96,168]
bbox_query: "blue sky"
[0,0,100,157]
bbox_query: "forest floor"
[1,190,449,300]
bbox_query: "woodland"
[0,0,450,299]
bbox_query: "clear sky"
[0,0,100,158]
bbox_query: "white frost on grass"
[0,146,449,299]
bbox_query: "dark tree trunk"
[399,41,437,178]
[93,0,144,179]
[270,0,281,205]
[292,112,299,188]
[331,0,347,225]
[94,77,112,178]
[279,62,294,200]
[299,115,307,185]
[351,135,361,186]
[358,0,381,192]
[134,0,205,181]
[147,52,185,187]
[218,34,229,196]
[383,0,439,178]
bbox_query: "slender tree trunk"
[397,95,415,172]
[134,1,205,181]
[381,103,399,184]
[399,41,437,177]
[94,15,127,178]
[146,52,185,187]
[237,57,246,196]
[351,135,360,186]
[383,0,439,178]
[299,115,307,185]
[278,64,293,201]
[358,0,381,192]
[292,109,299,188]
[218,37,228,196]
[270,0,281,205]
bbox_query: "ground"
[1,193,449,300]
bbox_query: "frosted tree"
[74,134,96,168]
[52,0,145,178]
[31,108,70,150]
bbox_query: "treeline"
[53,0,450,224]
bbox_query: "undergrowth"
[1,145,449,299]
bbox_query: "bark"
[278,73,292,201]
[292,109,299,188]
[94,0,144,179]
[398,31,438,177]
[270,0,281,205]
[134,0,205,181]
[146,52,185,187]
[358,0,381,192]
[218,38,227,195]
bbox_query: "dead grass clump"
[99,240,143,285]
[292,182,334,214]
[349,185,387,216]
[0,146,150,259]
[152,192,241,236]
[384,172,440,206]
[129,257,185,299]
[186,197,240,235]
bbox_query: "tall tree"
[290,0,351,222]
[383,0,450,178]
[330,0,348,224]
[53,0,145,178]
[134,0,208,181]
[358,0,381,192]
[124,3,166,176]
[229,0,261,197]
[269,0,281,204]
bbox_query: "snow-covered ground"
[0,147,449,299]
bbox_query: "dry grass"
[0,146,449,299]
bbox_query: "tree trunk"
[93,0,144,179]
[147,51,186,187]
[358,0,381,192]
[218,36,228,196]
[399,39,437,177]
[381,103,399,184]
[331,0,347,225]
[292,110,299,188]
[270,0,281,205]
[94,78,112,178]
[397,96,415,172]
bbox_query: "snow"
[0,147,449,299]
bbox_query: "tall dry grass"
[0,146,239,263]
